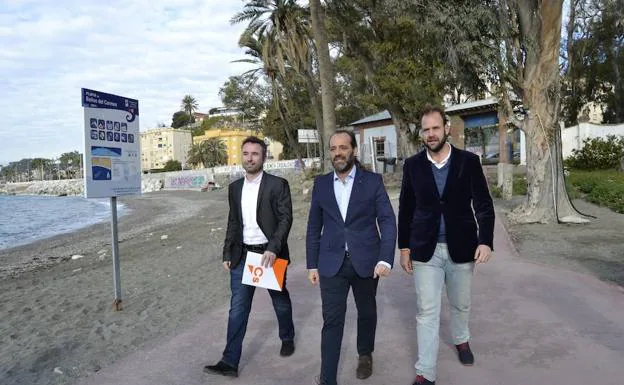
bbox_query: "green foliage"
[513,174,528,196]
[567,170,624,213]
[171,111,195,128]
[490,185,502,198]
[327,0,500,129]
[566,135,624,170]
[561,0,624,125]
[162,160,182,172]
[488,173,527,198]
[219,75,269,121]
[181,95,199,121]
[187,138,228,168]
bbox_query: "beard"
[332,153,355,173]
[243,160,263,174]
[424,133,448,153]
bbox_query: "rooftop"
[349,110,391,126]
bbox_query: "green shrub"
[490,185,502,198]
[568,170,624,213]
[163,160,182,172]
[566,135,624,170]
[513,174,527,196]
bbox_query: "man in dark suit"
[204,136,295,378]
[306,130,397,385]
[397,105,495,385]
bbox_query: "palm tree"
[187,138,228,168]
[181,95,199,125]
[232,0,324,169]
[31,158,50,180]
[235,32,306,168]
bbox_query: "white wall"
[562,123,624,159]
[355,125,397,172]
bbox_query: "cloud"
[0,0,256,164]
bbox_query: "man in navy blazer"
[306,130,397,385]
[398,105,495,385]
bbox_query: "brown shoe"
[455,342,475,366]
[356,354,372,379]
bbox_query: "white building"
[349,111,398,172]
[140,127,193,170]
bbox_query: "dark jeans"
[319,257,379,385]
[221,254,295,368]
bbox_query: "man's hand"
[261,250,277,268]
[400,249,413,274]
[373,264,391,279]
[474,244,492,264]
[223,261,231,271]
[308,269,320,285]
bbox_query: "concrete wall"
[145,158,321,191]
[562,123,624,159]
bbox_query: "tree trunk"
[273,82,305,170]
[390,114,418,160]
[509,0,589,224]
[304,74,325,169]
[309,0,336,171]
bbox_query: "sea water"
[0,195,123,250]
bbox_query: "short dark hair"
[420,104,448,127]
[241,136,267,159]
[329,129,358,149]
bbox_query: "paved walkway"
[79,218,624,385]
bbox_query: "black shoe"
[280,340,295,356]
[413,374,435,384]
[203,360,238,377]
[455,342,475,366]
[356,354,373,379]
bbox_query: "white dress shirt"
[241,172,269,245]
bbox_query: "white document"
[241,251,287,291]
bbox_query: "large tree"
[233,31,307,167]
[497,0,588,223]
[171,110,195,128]
[561,0,624,126]
[326,0,498,158]
[219,75,270,124]
[232,0,324,169]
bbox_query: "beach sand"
[0,188,315,385]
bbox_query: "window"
[374,137,385,157]
[158,144,163,148]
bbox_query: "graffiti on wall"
[165,174,206,189]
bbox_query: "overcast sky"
[0,0,255,165]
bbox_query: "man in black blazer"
[398,105,495,385]
[204,136,295,378]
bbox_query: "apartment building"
[140,127,192,170]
